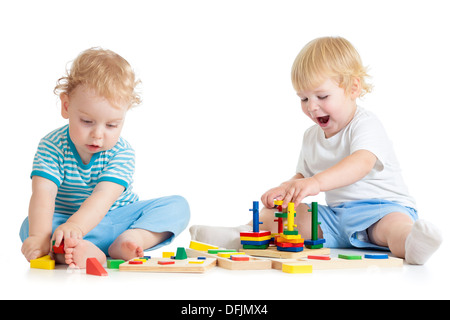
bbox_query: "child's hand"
[52,221,84,247]
[21,235,51,262]
[261,177,321,209]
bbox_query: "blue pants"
[313,199,418,250]
[19,195,190,256]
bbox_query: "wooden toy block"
[364,254,389,259]
[52,239,65,254]
[241,246,330,259]
[282,263,313,274]
[274,200,284,206]
[231,255,250,261]
[30,255,55,270]
[129,260,143,264]
[208,249,237,254]
[188,260,204,264]
[162,252,175,258]
[86,257,108,276]
[239,230,271,237]
[107,259,125,269]
[241,240,271,246]
[277,246,304,252]
[189,240,219,252]
[307,255,331,260]
[187,248,271,270]
[119,257,216,273]
[158,260,175,265]
[242,244,269,249]
[240,235,272,241]
[271,255,403,271]
[338,254,362,260]
[217,251,245,258]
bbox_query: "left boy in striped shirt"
[20,48,190,268]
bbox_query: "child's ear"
[60,93,70,119]
[350,77,362,99]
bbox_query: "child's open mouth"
[317,115,330,127]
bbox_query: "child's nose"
[91,126,103,140]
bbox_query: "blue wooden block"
[304,238,326,246]
[364,254,389,259]
[241,239,271,245]
[277,246,304,252]
[197,256,207,260]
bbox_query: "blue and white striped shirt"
[31,125,139,215]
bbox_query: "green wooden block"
[242,244,269,249]
[338,254,362,260]
[283,230,299,235]
[207,249,237,254]
[306,244,323,249]
[107,259,125,269]
[175,247,188,260]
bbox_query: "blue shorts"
[312,199,418,250]
[19,195,190,256]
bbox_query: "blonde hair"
[54,47,142,109]
[291,37,372,97]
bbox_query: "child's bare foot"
[64,238,107,268]
[108,229,145,261]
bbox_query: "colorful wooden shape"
[231,255,250,261]
[158,260,175,265]
[189,240,219,252]
[175,247,188,260]
[338,254,362,260]
[162,251,175,258]
[277,246,304,252]
[241,240,271,246]
[30,255,55,270]
[217,251,244,258]
[239,230,271,238]
[364,254,389,259]
[52,239,65,254]
[129,260,143,264]
[307,255,331,260]
[86,257,108,276]
[107,259,125,269]
[282,263,313,274]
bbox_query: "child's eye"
[318,95,328,100]
[300,97,308,102]
[107,124,118,128]
[81,119,92,124]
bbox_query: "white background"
[1,0,449,300]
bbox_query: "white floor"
[3,232,449,300]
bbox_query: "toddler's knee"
[167,195,191,220]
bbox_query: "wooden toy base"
[240,246,330,259]
[186,248,272,270]
[272,255,403,271]
[119,257,217,273]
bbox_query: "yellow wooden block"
[30,255,55,270]
[217,252,244,258]
[280,233,303,240]
[133,258,147,262]
[282,263,313,274]
[274,200,284,206]
[162,252,175,258]
[240,235,272,241]
[188,260,204,264]
[189,240,219,252]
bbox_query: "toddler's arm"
[21,176,57,261]
[261,150,377,208]
[51,181,125,246]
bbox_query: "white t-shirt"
[296,106,416,209]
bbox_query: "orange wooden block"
[231,255,250,261]
[158,260,175,265]
[86,257,108,276]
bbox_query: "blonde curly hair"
[54,47,141,109]
[291,37,372,97]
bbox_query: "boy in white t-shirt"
[190,37,442,264]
